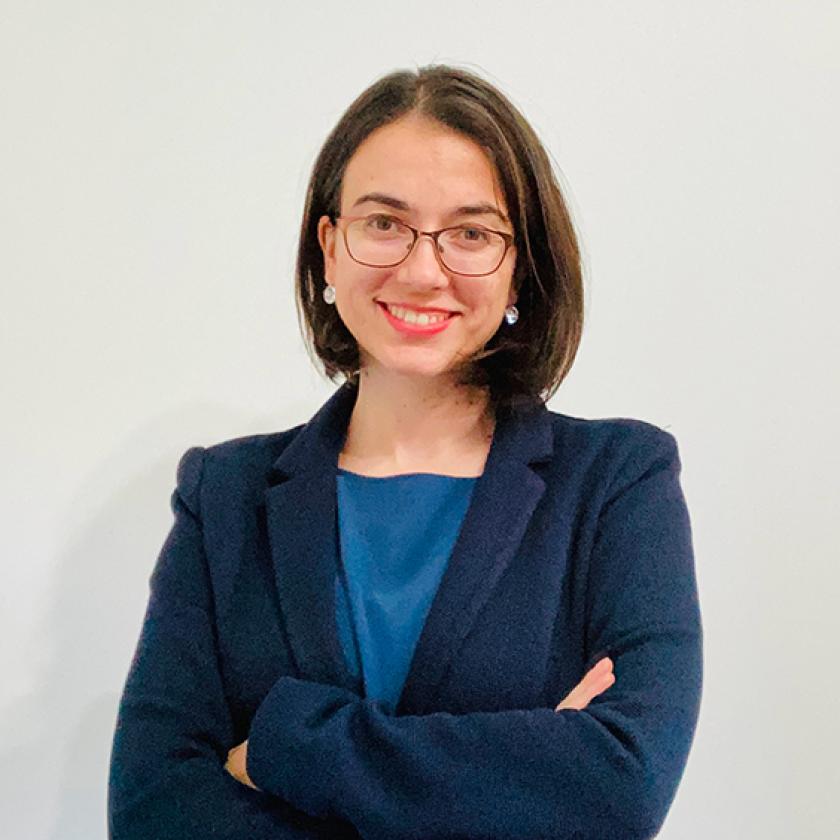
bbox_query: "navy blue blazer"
[108,382,703,840]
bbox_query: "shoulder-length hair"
[294,64,585,416]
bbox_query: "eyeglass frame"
[330,213,516,277]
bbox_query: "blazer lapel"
[396,398,554,714]
[263,382,554,711]
[263,383,359,691]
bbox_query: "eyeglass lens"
[346,216,506,275]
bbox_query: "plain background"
[2,2,838,837]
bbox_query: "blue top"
[335,467,478,714]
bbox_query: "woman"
[108,65,703,839]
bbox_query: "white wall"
[2,2,838,837]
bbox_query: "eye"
[459,227,490,242]
[448,226,494,247]
[365,213,399,231]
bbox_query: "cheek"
[337,262,385,298]
[334,269,388,327]
[462,284,510,318]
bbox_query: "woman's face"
[317,114,517,383]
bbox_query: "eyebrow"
[351,192,511,226]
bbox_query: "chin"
[369,351,457,381]
[386,363,453,380]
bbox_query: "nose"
[398,233,450,286]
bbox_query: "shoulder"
[547,408,679,457]
[542,407,683,496]
[172,425,306,515]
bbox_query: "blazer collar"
[264,382,554,714]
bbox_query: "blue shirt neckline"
[337,467,480,481]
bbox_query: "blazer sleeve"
[107,446,359,840]
[244,429,704,840]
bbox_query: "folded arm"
[246,430,704,840]
[108,447,359,840]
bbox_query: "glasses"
[333,213,515,277]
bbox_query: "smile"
[383,303,453,325]
[376,301,458,336]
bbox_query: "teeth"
[385,303,450,325]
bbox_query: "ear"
[317,215,336,285]
[507,285,518,307]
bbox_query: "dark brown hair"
[294,63,585,416]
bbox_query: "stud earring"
[323,284,336,305]
[504,304,519,325]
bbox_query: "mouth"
[377,301,457,325]
[376,301,459,335]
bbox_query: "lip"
[377,300,458,315]
[377,301,457,336]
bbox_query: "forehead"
[340,116,507,214]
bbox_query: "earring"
[504,304,519,325]
[323,283,336,305]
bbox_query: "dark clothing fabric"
[108,382,703,839]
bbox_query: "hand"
[224,739,260,790]
[555,657,615,711]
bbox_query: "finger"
[588,657,613,676]
[572,658,613,697]
[555,672,614,712]
[555,658,615,711]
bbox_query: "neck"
[340,365,495,475]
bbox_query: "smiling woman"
[298,73,584,421]
[315,113,521,394]
[108,64,703,840]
